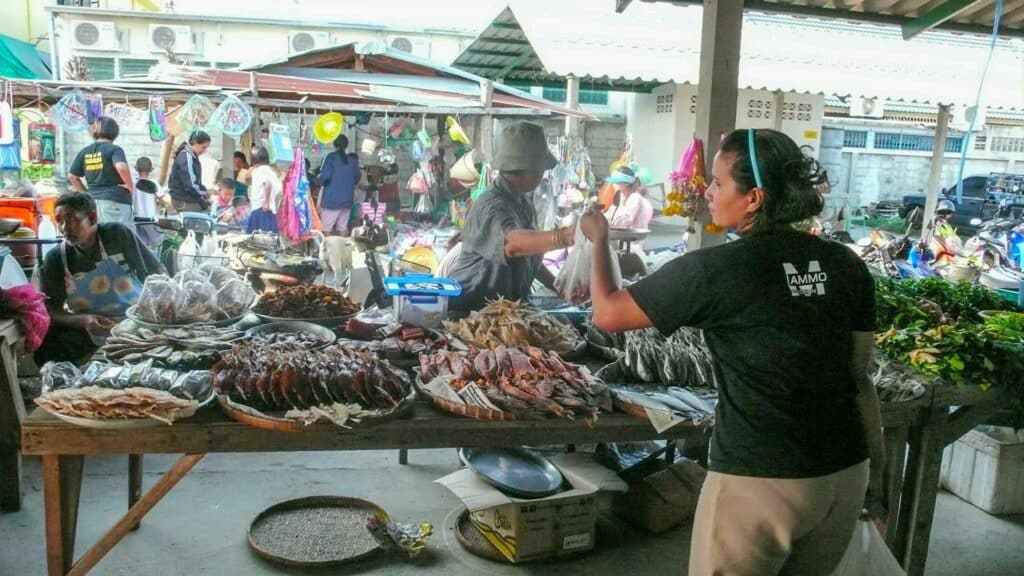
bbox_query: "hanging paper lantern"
[208,95,253,137]
[52,91,89,132]
[314,112,344,144]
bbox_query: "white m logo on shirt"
[783,261,827,296]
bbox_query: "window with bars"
[80,57,115,81]
[119,58,157,78]
[843,130,868,148]
[874,132,963,153]
[990,137,1024,153]
[541,87,608,106]
[974,135,988,151]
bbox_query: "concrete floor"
[1,450,1022,576]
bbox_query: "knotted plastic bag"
[176,230,201,271]
[554,220,621,305]
[829,518,904,576]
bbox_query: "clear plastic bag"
[414,192,434,216]
[175,267,207,288]
[177,230,201,271]
[215,277,256,319]
[197,262,240,290]
[175,279,216,322]
[40,362,83,393]
[829,518,905,576]
[136,274,180,323]
[554,221,622,305]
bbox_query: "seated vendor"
[34,193,165,366]
[603,165,653,230]
[450,122,575,312]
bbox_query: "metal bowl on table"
[0,218,23,236]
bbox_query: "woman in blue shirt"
[317,134,360,236]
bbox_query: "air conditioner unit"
[71,20,121,52]
[288,31,330,54]
[953,104,986,131]
[148,24,197,54]
[849,97,884,119]
[388,35,430,59]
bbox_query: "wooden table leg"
[893,409,946,576]
[43,455,84,576]
[128,455,143,531]
[66,453,204,576]
[882,426,908,549]
[0,334,26,513]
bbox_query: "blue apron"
[60,235,143,317]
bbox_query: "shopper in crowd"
[167,130,212,213]
[580,128,884,576]
[317,134,360,236]
[449,122,575,313]
[246,146,281,233]
[67,117,134,229]
[132,157,163,249]
[233,151,250,198]
[212,178,236,219]
[602,164,653,231]
[35,193,164,366]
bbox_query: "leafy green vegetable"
[20,164,53,182]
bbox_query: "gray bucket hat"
[492,121,558,172]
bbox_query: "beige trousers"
[689,459,869,576]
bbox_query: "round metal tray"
[459,447,565,499]
[126,305,246,329]
[245,321,337,349]
[248,496,388,568]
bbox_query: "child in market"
[216,195,250,228]
[211,178,236,219]
[133,157,163,248]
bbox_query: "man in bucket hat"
[450,121,575,312]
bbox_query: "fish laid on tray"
[593,326,716,388]
[418,345,610,421]
[612,386,715,426]
[212,341,412,425]
[443,298,579,353]
[102,325,245,369]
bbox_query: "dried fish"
[443,298,579,353]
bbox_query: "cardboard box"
[436,453,627,563]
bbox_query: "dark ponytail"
[334,134,350,166]
[174,130,213,157]
[719,128,828,234]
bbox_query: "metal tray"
[245,321,337,349]
[126,305,246,329]
[458,447,565,499]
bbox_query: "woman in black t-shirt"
[580,129,885,576]
[68,117,134,229]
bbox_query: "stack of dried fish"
[611,386,715,425]
[418,345,610,421]
[593,326,716,388]
[213,341,412,415]
[101,326,244,369]
[443,298,579,353]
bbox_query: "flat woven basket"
[414,377,516,422]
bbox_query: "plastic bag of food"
[554,221,621,305]
[177,230,201,271]
[136,274,179,323]
[214,277,256,319]
[197,262,239,290]
[40,362,82,393]
[175,279,216,322]
[175,267,207,288]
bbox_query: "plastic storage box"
[383,275,461,329]
[940,426,1024,515]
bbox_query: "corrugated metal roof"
[453,5,1024,109]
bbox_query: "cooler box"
[941,426,1024,514]
[0,198,40,231]
[383,275,461,329]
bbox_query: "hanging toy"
[84,93,104,125]
[148,96,167,142]
[446,116,470,146]
[52,90,89,132]
[208,94,253,137]
[297,112,310,147]
[314,112,344,144]
[176,94,216,135]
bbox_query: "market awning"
[0,34,51,80]
[452,5,1024,109]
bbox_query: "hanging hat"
[314,112,344,144]
[491,121,557,172]
[606,165,637,185]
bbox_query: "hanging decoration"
[147,96,167,142]
[52,90,89,132]
[84,93,104,125]
[103,102,146,130]
[668,137,714,233]
[208,94,253,137]
[445,116,470,146]
[268,122,293,164]
[175,94,216,135]
[27,122,56,164]
[297,110,310,147]
[313,112,344,144]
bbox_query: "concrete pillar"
[479,80,495,160]
[773,90,784,131]
[566,74,581,138]
[221,134,236,180]
[690,0,743,250]
[923,104,951,237]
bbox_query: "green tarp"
[0,34,51,80]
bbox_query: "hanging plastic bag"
[52,91,89,132]
[0,117,20,171]
[148,96,168,142]
[27,123,56,164]
[829,518,904,576]
[0,102,15,145]
[414,192,434,217]
[208,95,253,137]
[407,169,430,195]
[554,220,622,305]
[471,163,489,202]
[176,230,201,271]
[200,230,222,259]
[268,123,293,164]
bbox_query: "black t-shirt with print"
[40,223,164,312]
[628,228,876,478]
[69,141,130,204]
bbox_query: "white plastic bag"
[829,519,905,576]
[177,230,200,271]
[554,221,621,305]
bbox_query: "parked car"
[900,174,1024,233]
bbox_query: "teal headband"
[748,129,764,190]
